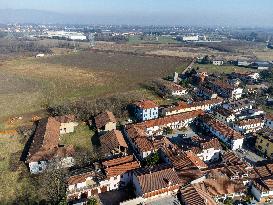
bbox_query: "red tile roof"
[134,100,158,109]
[100,130,128,154]
[204,116,243,140]
[102,155,140,177]
[180,185,217,205]
[27,117,75,162]
[135,166,181,195]
[137,110,204,128]
[95,111,116,129]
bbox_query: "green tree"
[87,197,98,205]
[146,152,160,166]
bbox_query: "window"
[114,176,117,180]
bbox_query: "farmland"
[0,50,190,120]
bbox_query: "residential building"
[212,59,224,66]
[194,169,246,202]
[265,114,273,129]
[223,98,254,114]
[160,81,188,97]
[214,108,236,124]
[26,117,75,174]
[191,138,222,163]
[124,125,155,159]
[133,100,158,122]
[67,170,106,202]
[161,98,223,116]
[202,115,244,150]
[94,111,117,133]
[233,118,264,134]
[55,115,78,134]
[133,165,182,199]
[197,86,218,100]
[180,185,217,205]
[206,77,243,100]
[134,109,204,136]
[99,130,128,159]
[255,127,273,158]
[251,177,273,203]
[251,61,272,70]
[101,155,141,191]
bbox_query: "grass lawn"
[0,133,32,203]
[196,64,253,74]
[60,123,94,150]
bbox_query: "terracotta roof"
[125,125,154,153]
[253,177,273,192]
[103,155,140,177]
[203,116,243,140]
[27,117,61,162]
[166,98,223,113]
[222,151,244,166]
[68,172,96,185]
[135,165,181,195]
[215,108,234,117]
[134,100,158,109]
[194,175,246,197]
[254,163,273,178]
[136,110,204,128]
[180,185,217,205]
[54,114,76,123]
[102,155,134,167]
[200,138,222,150]
[95,111,116,129]
[100,130,128,154]
[236,118,263,127]
[186,151,208,169]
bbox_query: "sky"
[1,0,273,26]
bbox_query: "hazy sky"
[1,0,273,26]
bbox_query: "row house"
[233,118,264,134]
[206,77,243,100]
[214,108,236,125]
[191,138,222,163]
[134,109,204,136]
[202,116,244,150]
[196,86,218,100]
[133,100,159,122]
[67,155,141,202]
[223,98,254,114]
[132,165,182,200]
[161,98,223,116]
[124,125,155,159]
[26,117,75,174]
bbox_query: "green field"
[196,64,253,74]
